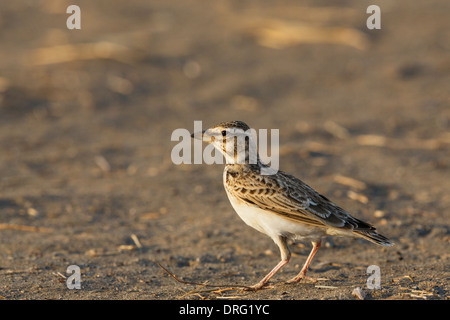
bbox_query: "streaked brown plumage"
[192,121,393,290]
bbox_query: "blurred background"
[0,0,448,299]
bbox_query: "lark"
[191,121,392,290]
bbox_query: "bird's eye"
[221,130,226,136]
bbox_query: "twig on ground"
[157,263,252,292]
[0,223,53,233]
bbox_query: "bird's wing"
[229,170,372,231]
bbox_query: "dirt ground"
[0,0,449,300]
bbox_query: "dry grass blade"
[333,174,367,190]
[315,285,338,289]
[247,19,369,50]
[157,263,252,291]
[356,134,387,147]
[130,234,143,248]
[347,190,369,204]
[352,287,366,300]
[0,223,53,233]
[323,121,350,139]
[356,135,448,150]
[27,41,138,66]
[408,289,437,300]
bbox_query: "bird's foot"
[244,281,273,291]
[286,271,317,284]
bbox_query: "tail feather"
[353,229,393,246]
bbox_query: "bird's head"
[191,121,257,165]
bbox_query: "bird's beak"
[191,129,218,143]
[191,130,208,141]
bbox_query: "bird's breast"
[224,187,325,242]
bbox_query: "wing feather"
[227,168,367,231]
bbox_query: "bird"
[191,120,393,290]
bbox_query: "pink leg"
[286,240,321,283]
[247,236,290,291]
[247,258,290,290]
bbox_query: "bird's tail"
[353,229,394,246]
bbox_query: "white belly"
[226,191,325,242]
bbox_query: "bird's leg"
[246,236,290,291]
[286,240,321,283]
